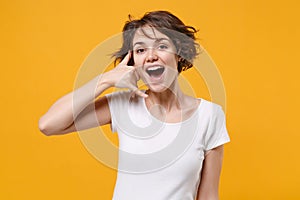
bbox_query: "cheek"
[133,56,142,66]
[163,54,178,67]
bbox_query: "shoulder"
[199,98,224,117]
[201,99,230,151]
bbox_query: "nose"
[146,48,158,63]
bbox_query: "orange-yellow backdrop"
[1,0,299,199]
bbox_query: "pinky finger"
[134,90,148,98]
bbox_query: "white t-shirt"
[106,91,230,200]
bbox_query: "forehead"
[132,26,170,43]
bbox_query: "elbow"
[38,117,55,136]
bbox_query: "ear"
[177,55,184,63]
[177,47,181,55]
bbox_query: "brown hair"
[113,11,200,73]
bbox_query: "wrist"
[96,72,113,90]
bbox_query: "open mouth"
[146,66,165,78]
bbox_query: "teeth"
[147,66,164,71]
[146,65,165,78]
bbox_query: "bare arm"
[38,52,147,136]
[196,145,225,200]
[38,74,112,135]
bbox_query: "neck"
[146,82,184,112]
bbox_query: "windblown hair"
[113,10,200,73]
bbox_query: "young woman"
[39,11,230,200]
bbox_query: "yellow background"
[1,0,299,199]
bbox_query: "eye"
[157,44,168,50]
[135,48,146,54]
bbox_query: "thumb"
[120,51,132,65]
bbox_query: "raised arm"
[38,73,111,136]
[38,52,147,136]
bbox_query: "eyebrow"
[133,38,171,48]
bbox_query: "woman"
[39,11,230,200]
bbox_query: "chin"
[146,83,169,93]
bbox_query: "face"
[132,27,179,93]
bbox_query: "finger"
[135,90,148,98]
[120,51,132,65]
[128,85,148,98]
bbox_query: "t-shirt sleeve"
[105,92,118,133]
[204,105,230,153]
[105,91,131,134]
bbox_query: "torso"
[106,90,230,200]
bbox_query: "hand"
[106,51,148,98]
